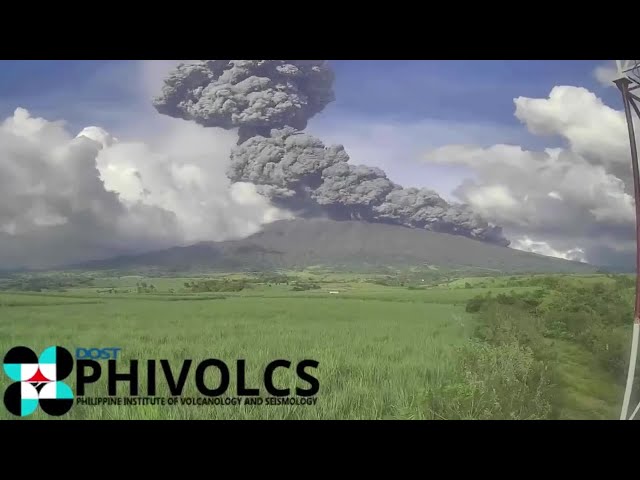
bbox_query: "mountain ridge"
[64,218,600,274]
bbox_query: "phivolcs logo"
[3,346,74,417]
[3,345,320,416]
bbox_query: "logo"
[3,346,74,417]
[3,344,320,416]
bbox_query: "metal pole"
[614,77,640,420]
[630,397,640,420]
[623,324,640,419]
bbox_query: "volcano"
[68,218,599,274]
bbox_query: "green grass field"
[0,287,473,419]
[0,271,632,420]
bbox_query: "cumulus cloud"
[593,61,619,87]
[306,113,532,199]
[0,107,289,269]
[511,237,587,263]
[424,85,637,267]
[77,126,118,148]
[514,86,632,178]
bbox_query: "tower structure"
[613,60,640,420]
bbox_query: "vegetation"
[290,282,321,291]
[0,273,94,292]
[0,291,469,420]
[543,281,633,379]
[0,270,635,419]
[427,275,636,419]
[183,279,248,293]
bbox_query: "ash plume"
[153,60,334,144]
[374,188,509,245]
[228,127,348,193]
[155,60,510,246]
[312,162,399,220]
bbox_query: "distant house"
[329,291,339,294]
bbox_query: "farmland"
[0,270,635,419]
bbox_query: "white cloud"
[0,107,289,269]
[514,86,630,170]
[511,237,586,263]
[593,61,618,87]
[548,191,563,201]
[423,85,637,267]
[0,61,295,269]
[77,126,117,148]
[465,185,519,211]
[307,111,529,201]
[93,119,290,244]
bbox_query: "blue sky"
[0,60,617,128]
[0,59,619,198]
[329,60,618,123]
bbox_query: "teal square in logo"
[3,364,21,382]
[57,382,74,400]
[21,399,38,416]
[39,346,57,365]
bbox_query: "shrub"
[576,323,630,377]
[423,341,554,420]
[290,283,321,291]
[465,296,485,313]
[184,279,247,292]
[465,291,543,316]
[541,281,634,376]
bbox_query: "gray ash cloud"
[374,188,508,245]
[228,127,348,192]
[153,60,334,144]
[228,128,508,244]
[155,60,510,246]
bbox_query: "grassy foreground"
[0,294,472,419]
[0,270,635,419]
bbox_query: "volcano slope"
[73,218,599,274]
